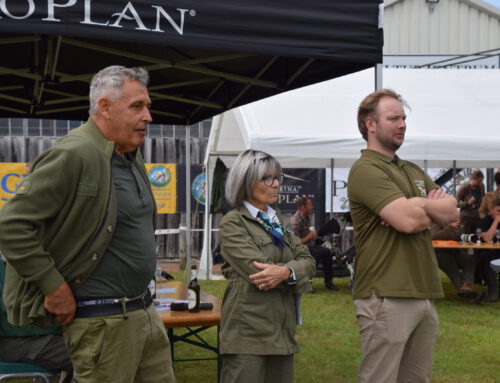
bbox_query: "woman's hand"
[249,261,291,291]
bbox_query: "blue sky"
[483,0,500,8]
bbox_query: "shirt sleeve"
[478,216,493,232]
[424,172,439,194]
[0,147,82,294]
[348,162,405,215]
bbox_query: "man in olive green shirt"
[348,89,458,383]
[0,66,175,382]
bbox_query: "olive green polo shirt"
[348,149,444,299]
[74,152,156,298]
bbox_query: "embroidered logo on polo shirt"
[414,180,427,197]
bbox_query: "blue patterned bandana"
[257,211,284,248]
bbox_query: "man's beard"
[375,131,403,152]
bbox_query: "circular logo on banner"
[191,173,206,205]
[148,166,171,187]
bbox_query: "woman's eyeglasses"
[261,174,283,186]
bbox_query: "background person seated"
[0,258,72,381]
[291,197,338,291]
[479,171,500,219]
[430,221,476,295]
[477,198,500,302]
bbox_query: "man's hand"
[44,281,76,326]
[425,189,459,226]
[428,188,449,200]
[249,261,291,291]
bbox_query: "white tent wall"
[199,67,500,279]
[208,68,500,169]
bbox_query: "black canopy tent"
[1,1,383,273]
[0,0,383,124]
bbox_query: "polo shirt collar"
[361,149,404,167]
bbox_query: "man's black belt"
[75,289,152,319]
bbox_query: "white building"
[384,0,500,68]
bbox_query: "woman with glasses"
[219,149,315,383]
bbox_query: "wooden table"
[432,241,500,250]
[156,280,222,380]
[433,241,500,302]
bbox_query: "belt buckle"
[112,293,145,319]
[112,297,135,319]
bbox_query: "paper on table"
[156,287,177,293]
[156,298,188,304]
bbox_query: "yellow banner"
[1,162,177,214]
[145,163,177,214]
[0,163,28,209]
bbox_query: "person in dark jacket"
[477,198,500,302]
[0,258,72,382]
[456,170,485,234]
[429,221,475,293]
[219,149,315,383]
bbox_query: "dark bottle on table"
[188,265,200,313]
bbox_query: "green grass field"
[170,271,500,383]
[9,271,497,383]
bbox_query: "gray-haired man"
[0,66,176,382]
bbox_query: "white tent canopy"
[200,68,500,279]
[205,68,500,169]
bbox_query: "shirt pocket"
[251,233,273,249]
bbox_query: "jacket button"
[91,253,99,261]
[75,278,81,284]
[106,225,113,233]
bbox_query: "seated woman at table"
[219,149,315,383]
[477,198,500,302]
[430,220,475,294]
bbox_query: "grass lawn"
[169,270,500,383]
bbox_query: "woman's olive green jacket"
[219,206,315,355]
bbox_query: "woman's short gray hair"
[89,65,149,115]
[225,149,282,208]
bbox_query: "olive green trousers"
[221,354,294,383]
[63,304,175,383]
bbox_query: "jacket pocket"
[238,294,279,338]
[251,234,273,249]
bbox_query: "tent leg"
[375,63,383,90]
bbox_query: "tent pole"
[186,127,192,274]
[375,64,383,90]
[205,157,211,280]
[330,159,334,220]
[452,161,457,195]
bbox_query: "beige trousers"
[63,304,175,383]
[221,354,294,383]
[354,294,439,383]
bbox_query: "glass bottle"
[188,265,200,313]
